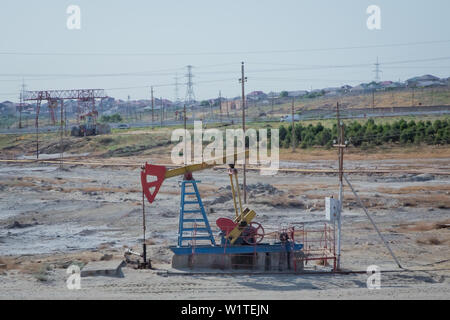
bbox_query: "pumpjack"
[138,152,303,271]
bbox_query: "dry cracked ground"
[0,155,449,299]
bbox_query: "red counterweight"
[140,163,167,204]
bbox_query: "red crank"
[242,222,265,245]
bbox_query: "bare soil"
[0,152,449,299]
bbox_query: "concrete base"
[172,251,304,272]
[81,260,126,278]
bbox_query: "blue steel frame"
[178,180,216,247]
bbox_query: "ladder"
[178,180,216,247]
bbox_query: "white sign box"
[325,197,340,222]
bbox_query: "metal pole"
[151,86,154,125]
[160,97,163,127]
[372,90,375,109]
[18,107,22,129]
[344,175,402,269]
[336,102,344,270]
[226,96,230,120]
[64,101,67,136]
[337,126,344,270]
[209,101,213,121]
[60,99,64,169]
[184,104,187,165]
[142,188,147,267]
[271,96,274,115]
[35,100,40,159]
[240,62,247,204]
[291,98,295,152]
[219,91,222,123]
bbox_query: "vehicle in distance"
[280,114,301,122]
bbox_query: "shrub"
[277,118,449,149]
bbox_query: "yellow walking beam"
[164,150,249,180]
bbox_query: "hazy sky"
[1,0,449,102]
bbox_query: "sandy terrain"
[0,154,449,299]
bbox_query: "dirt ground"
[0,152,449,299]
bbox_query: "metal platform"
[170,243,303,255]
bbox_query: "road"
[1,106,449,135]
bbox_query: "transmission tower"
[185,65,196,119]
[17,79,27,129]
[373,56,382,82]
[174,73,180,104]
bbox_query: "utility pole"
[18,80,26,129]
[64,101,67,136]
[372,90,375,109]
[209,100,213,121]
[333,102,346,270]
[271,95,274,115]
[127,95,131,122]
[35,99,41,159]
[174,73,180,121]
[239,62,248,204]
[291,98,295,152]
[174,73,180,104]
[219,91,222,123]
[60,99,64,169]
[226,97,230,120]
[183,104,187,165]
[151,86,154,125]
[160,97,163,127]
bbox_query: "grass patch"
[395,219,450,233]
[255,195,304,209]
[416,237,445,245]
[33,264,52,282]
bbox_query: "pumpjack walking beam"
[140,151,249,205]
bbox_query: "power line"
[0,56,448,81]
[0,39,449,56]
[0,78,238,96]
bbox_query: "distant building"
[323,87,340,96]
[380,81,393,87]
[247,91,267,101]
[0,101,16,115]
[340,85,352,92]
[350,85,366,93]
[385,82,406,89]
[267,91,280,99]
[287,90,308,97]
[221,98,244,113]
[406,75,442,88]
